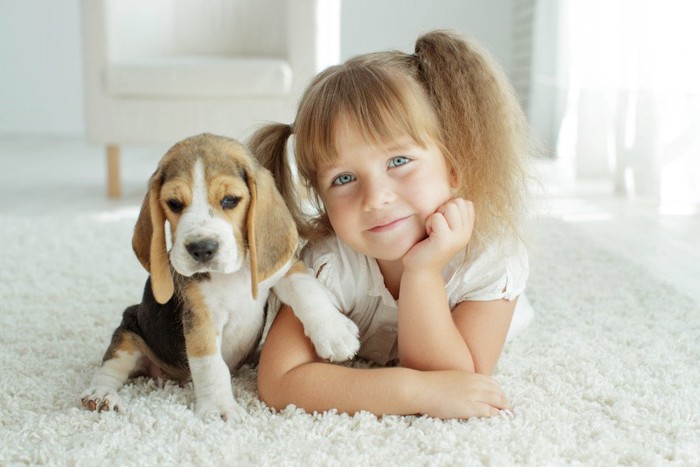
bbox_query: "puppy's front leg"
[184,309,245,421]
[81,329,144,412]
[273,262,360,362]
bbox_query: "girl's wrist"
[399,368,429,415]
[402,243,461,275]
[400,267,443,289]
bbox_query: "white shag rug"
[1,210,698,466]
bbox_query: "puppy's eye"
[221,195,241,210]
[166,199,184,213]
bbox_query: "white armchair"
[81,0,340,196]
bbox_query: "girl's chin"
[368,237,424,262]
[372,252,406,264]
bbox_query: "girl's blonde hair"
[250,30,533,245]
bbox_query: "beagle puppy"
[81,133,359,420]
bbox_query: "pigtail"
[413,30,532,244]
[248,124,308,239]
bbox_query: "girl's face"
[316,121,453,263]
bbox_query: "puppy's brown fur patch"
[182,281,218,359]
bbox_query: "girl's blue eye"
[332,173,355,186]
[389,156,410,168]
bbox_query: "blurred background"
[1,0,699,214]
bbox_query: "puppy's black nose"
[186,239,219,263]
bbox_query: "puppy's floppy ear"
[245,164,298,299]
[132,170,175,304]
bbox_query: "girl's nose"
[362,177,396,211]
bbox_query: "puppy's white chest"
[197,271,269,369]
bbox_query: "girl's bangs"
[296,65,439,184]
[337,69,437,152]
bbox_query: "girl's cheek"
[324,199,344,222]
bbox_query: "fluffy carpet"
[1,210,698,466]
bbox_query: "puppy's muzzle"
[186,239,219,263]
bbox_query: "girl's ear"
[449,167,459,189]
[441,146,459,190]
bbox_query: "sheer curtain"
[528,0,700,209]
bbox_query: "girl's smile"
[367,215,411,233]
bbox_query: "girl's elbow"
[258,389,286,412]
[256,364,288,411]
[397,352,425,371]
[256,366,275,407]
[472,360,496,376]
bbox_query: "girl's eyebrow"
[318,162,342,175]
[383,137,419,153]
[384,144,406,153]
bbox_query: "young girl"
[250,30,534,420]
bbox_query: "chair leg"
[107,144,122,198]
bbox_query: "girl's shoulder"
[300,235,375,310]
[301,235,363,275]
[446,236,529,307]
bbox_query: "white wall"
[340,0,513,71]
[0,0,85,135]
[0,0,514,136]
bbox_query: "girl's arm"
[398,198,516,374]
[257,305,511,419]
[398,273,516,374]
[452,298,516,374]
[399,276,517,375]
[397,269,474,371]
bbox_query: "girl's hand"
[403,198,474,273]
[415,370,511,419]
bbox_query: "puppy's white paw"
[195,394,246,422]
[81,386,121,412]
[305,312,360,362]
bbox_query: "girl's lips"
[368,216,409,233]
